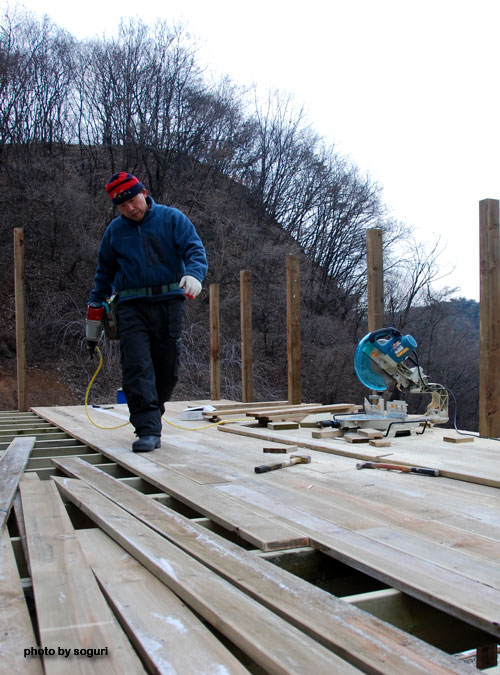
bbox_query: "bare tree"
[385,235,457,326]
[0,8,75,153]
[242,89,322,228]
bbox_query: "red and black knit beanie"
[105,172,145,205]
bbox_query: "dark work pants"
[117,297,185,437]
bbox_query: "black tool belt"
[119,283,180,298]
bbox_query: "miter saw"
[333,327,449,437]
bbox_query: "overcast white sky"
[7,0,500,300]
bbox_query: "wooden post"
[479,199,500,437]
[14,228,28,412]
[286,255,301,405]
[240,270,254,402]
[209,284,221,401]
[366,228,384,331]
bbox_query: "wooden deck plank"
[358,526,500,587]
[12,490,31,577]
[51,457,476,674]
[29,402,500,668]
[52,476,362,675]
[280,460,500,546]
[52,450,306,551]
[245,468,500,565]
[218,422,500,488]
[0,527,43,674]
[214,481,500,638]
[31,404,307,550]
[0,436,35,529]
[145,442,250,483]
[208,400,289,410]
[33,402,500,539]
[204,402,323,418]
[34,404,255,484]
[77,528,249,674]
[20,479,147,674]
[247,403,361,421]
[35,402,500,551]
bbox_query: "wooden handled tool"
[255,455,311,474]
[356,461,439,477]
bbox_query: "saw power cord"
[409,350,482,439]
[85,345,248,431]
[441,385,500,441]
[443,386,475,438]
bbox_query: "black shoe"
[132,436,161,453]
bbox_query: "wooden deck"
[2,399,500,673]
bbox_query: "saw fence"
[1,399,500,673]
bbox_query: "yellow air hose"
[85,345,248,431]
[85,346,129,430]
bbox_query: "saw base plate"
[338,415,426,438]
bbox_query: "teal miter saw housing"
[353,326,449,427]
[354,327,418,391]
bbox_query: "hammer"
[356,461,439,476]
[254,455,311,474]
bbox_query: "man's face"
[118,189,149,222]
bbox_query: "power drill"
[86,302,104,355]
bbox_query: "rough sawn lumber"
[77,528,248,674]
[57,437,307,551]
[20,479,147,674]
[52,476,361,675]
[215,481,500,639]
[0,526,43,674]
[248,403,361,422]
[52,457,475,675]
[218,422,500,488]
[0,436,35,529]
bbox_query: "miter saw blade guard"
[354,327,418,391]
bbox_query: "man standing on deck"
[87,172,208,452]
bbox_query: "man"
[88,172,208,452]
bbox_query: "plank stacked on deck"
[202,400,361,425]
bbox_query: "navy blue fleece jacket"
[90,197,208,304]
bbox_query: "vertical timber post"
[287,255,302,405]
[479,199,500,437]
[209,283,220,401]
[240,270,254,402]
[14,228,28,412]
[366,228,384,331]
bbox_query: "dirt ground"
[0,367,80,411]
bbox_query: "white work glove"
[179,275,202,299]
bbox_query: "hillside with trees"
[0,7,479,430]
